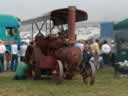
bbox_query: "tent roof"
[114,19,128,30]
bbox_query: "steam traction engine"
[22,6,88,83]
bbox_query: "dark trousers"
[20,56,25,62]
[0,53,4,72]
[111,53,115,63]
[80,52,92,69]
[11,54,18,71]
[102,53,110,65]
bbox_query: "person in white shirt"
[101,40,111,65]
[102,43,111,54]
[0,40,6,72]
[20,42,27,62]
[11,41,18,71]
[110,40,116,64]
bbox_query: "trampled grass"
[0,67,128,96]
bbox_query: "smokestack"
[68,6,76,41]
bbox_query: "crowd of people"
[76,38,115,69]
[0,38,115,71]
[0,40,28,72]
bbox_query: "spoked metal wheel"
[57,60,64,82]
[52,60,64,84]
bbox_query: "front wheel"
[57,60,64,82]
[52,60,64,84]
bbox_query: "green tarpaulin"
[15,62,28,78]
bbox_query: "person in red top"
[5,51,11,71]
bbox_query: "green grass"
[0,67,128,96]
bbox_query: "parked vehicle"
[0,14,21,47]
[113,31,128,77]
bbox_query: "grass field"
[0,67,128,96]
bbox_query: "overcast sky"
[0,0,127,22]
